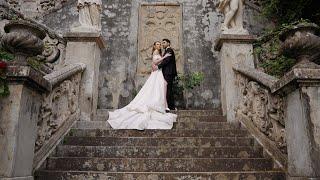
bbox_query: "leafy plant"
[260,0,320,26]
[0,47,14,61]
[173,72,204,108]
[0,48,13,97]
[260,55,296,77]
[253,19,312,77]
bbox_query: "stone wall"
[38,0,270,109]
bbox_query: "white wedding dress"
[107,53,177,130]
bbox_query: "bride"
[107,41,177,130]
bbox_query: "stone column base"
[64,32,106,121]
[214,34,256,123]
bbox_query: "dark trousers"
[163,75,175,110]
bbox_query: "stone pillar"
[64,32,106,121]
[0,66,48,180]
[285,81,320,179]
[0,20,47,180]
[215,34,256,123]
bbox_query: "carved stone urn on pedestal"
[1,20,46,64]
[279,23,320,69]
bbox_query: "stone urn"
[279,23,320,68]
[1,20,46,64]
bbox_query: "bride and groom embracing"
[107,39,178,130]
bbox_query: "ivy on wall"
[255,0,320,77]
[0,47,14,97]
[260,0,320,26]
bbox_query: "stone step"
[74,120,237,130]
[35,170,286,180]
[46,157,274,172]
[55,145,263,158]
[96,109,222,118]
[95,114,226,122]
[62,137,254,147]
[67,129,249,138]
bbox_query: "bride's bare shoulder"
[153,49,160,55]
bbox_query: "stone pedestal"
[286,83,320,179]
[64,32,106,121]
[271,68,320,179]
[0,66,48,180]
[215,34,256,123]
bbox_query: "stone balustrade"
[233,23,320,179]
[0,6,87,179]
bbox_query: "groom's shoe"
[165,108,170,113]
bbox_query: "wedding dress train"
[107,54,177,130]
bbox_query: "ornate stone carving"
[1,21,46,58]
[217,0,248,34]
[138,4,183,77]
[72,0,102,32]
[42,35,62,64]
[5,0,20,11]
[35,73,81,151]
[237,77,286,153]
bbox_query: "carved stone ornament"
[1,20,46,58]
[138,3,183,77]
[35,73,81,151]
[237,76,287,153]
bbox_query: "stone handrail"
[44,63,86,91]
[33,63,86,170]
[233,64,287,169]
[233,64,278,89]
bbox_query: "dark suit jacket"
[158,47,177,77]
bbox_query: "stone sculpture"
[217,0,248,34]
[72,0,102,32]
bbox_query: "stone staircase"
[35,110,285,179]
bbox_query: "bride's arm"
[152,54,171,65]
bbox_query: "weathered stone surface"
[47,157,273,172]
[217,34,255,123]
[64,32,105,121]
[62,136,254,147]
[74,120,238,130]
[0,85,41,178]
[233,64,278,88]
[236,77,287,154]
[35,171,286,180]
[286,86,320,178]
[36,113,284,178]
[55,145,263,158]
[67,129,249,138]
[137,3,183,81]
[39,0,270,109]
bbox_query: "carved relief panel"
[138,3,183,76]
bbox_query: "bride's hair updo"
[152,41,162,56]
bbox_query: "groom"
[154,39,177,111]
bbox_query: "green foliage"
[0,76,9,97]
[27,56,45,71]
[0,48,14,61]
[254,20,313,77]
[173,72,204,98]
[0,48,13,97]
[260,55,296,77]
[260,0,320,25]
